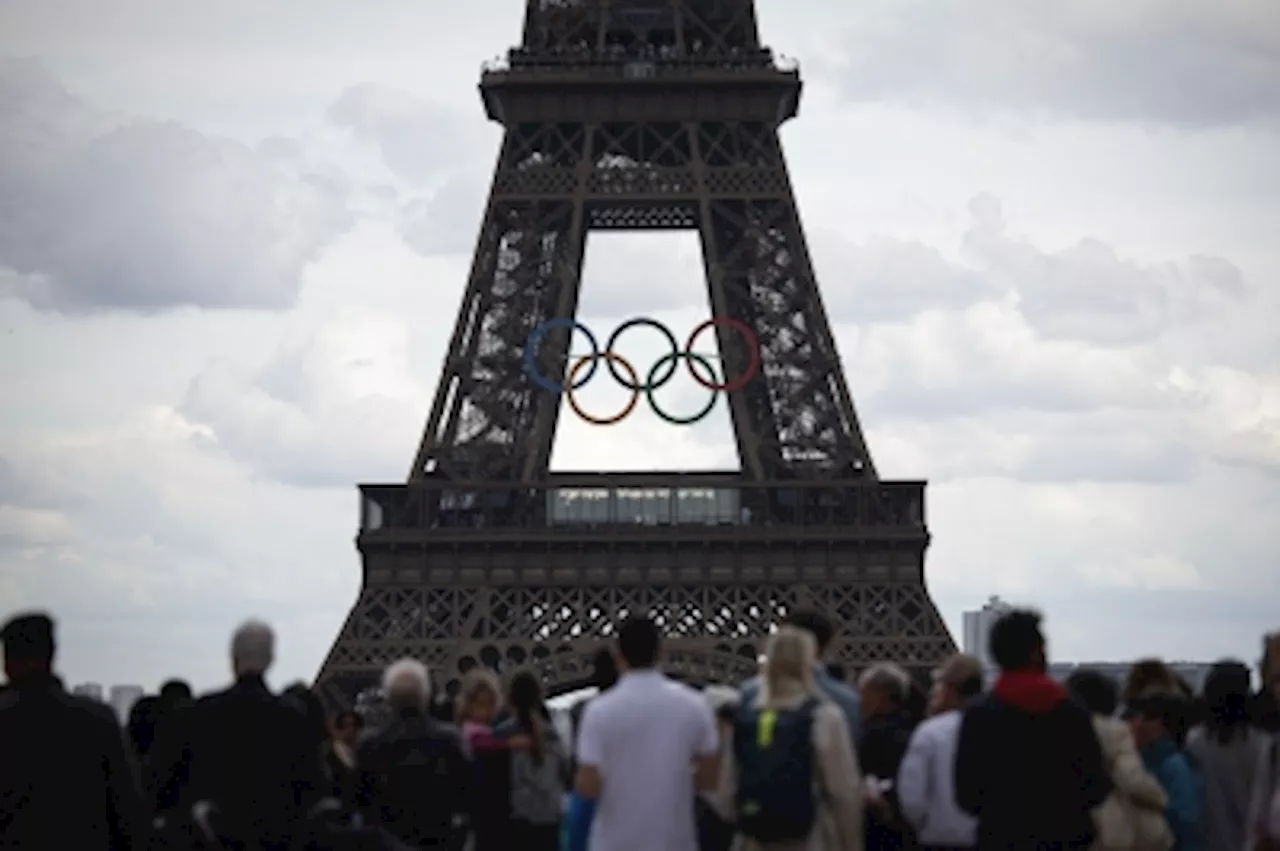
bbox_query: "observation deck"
[358,472,925,546]
[479,49,800,124]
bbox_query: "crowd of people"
[2,607,1279,851]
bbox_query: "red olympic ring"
[684,318,761,392]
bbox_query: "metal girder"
[408,119,873,483]
[315,5,957,710]
[517,0,762,58]
[314,579,955,707]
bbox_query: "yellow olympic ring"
[564,352,640,426]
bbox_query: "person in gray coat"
[1186,660,1271,851]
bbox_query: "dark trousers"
[508,819,560,851]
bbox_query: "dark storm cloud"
[0,59,351,312]
[828,0,1280,127]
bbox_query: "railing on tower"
[359,475,924,535]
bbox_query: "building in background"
[71,682,104,701]
[108,684,144,724]
[962,596,1013,669]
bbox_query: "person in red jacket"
[953,608,1111,851]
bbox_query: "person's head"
[1123,658,1176,705]
[507,668,545,721]
[761,626,819,702]
[591,647,619,690]
[858,662,910,719]
[988,608,1046,672]
[159,679,192,702]
[382,658,432,713]
[782,609,835,659]
[616,615,661,671]
[929,654,984,716]
[229,619,274,678]
[1,612,56,683]
[157,679,192,712]
[455,667,501,725]
[1201,659,1252,744]
[825,662,847,682]
[508,668,551,759]
[1125,691,1182,748]
[331,709,363,745]
[1066,668,1119,717]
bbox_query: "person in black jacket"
[150,619,326,849]
[0,612,151,850]
[356,657,475,850]
[954,608,1111,850]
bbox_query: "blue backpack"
[733,697,820,842]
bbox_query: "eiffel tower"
[314,0,955,708]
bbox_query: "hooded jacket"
[954,670,1112,851]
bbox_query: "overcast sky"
[1,0,1277,693]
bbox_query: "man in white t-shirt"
[575,616,720,851]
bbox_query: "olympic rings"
[564,352,641,425]
[685,318,761,393]
[523,318,600,392]
[605,317,679,391]
[646,351,720,425]
[522,316,761,426]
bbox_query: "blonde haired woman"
[713,627,864,851]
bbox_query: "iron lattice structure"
[315,0,955,707]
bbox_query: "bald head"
[230,619,274,677]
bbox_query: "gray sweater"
[1186,725,1271,851]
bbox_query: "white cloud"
[825,0,1280,127]
[961,195,1254,347]
[0,59,351,312]
[181,316,430,488]
[328,83,493,184]
[851,302,1179,418]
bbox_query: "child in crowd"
[456,668,529,752]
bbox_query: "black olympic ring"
[521,317,762,425]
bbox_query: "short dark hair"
[159,680,192,702]
[1,612,56,662]
[591,647,618,689]
[825,662,846,682]
[988,608,1044,671]
[617,616,661,669]
[784,609,834,653]
[1066,668,1119,716]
